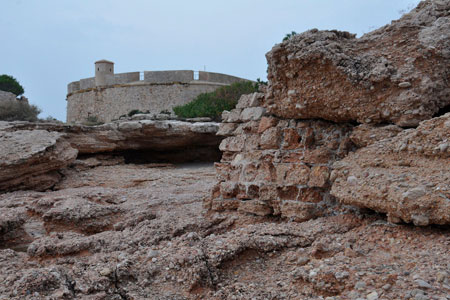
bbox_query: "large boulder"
[331,113,450,225]
[265,0,450,127]
[0,130,78,192]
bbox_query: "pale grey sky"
[1,0,421,121]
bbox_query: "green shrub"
[0,75,25,96]
[82,115,103,126]
[128,109,144,117]
[283,31,297,41]
[0,100,41,121]
[173,81,259,121]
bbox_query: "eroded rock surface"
[2,120,221,155]
[331,113,450,226]
[266,0,450,127]
[0,120,222,192]
[0,129,78,192]
[0,162,448,299]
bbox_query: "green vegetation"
[128,109,146,117]
[82,115,104,126]
[283,31,298,41]
[0,74,25,96]
[0,100,41,122]
[173,81,259,121]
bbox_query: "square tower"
[95,59,114,86]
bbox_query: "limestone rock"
[0,130,78,192]
[3,120,222,155]
[236,92,264,109]
[350,124,403,147]
[331,113,450,225]
[265,1,450,127]
[0,91,17,102]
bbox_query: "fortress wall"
[113,72,140,85]
[68,81,80,94]
[66,82,225,123]
[80,77,95,90]
[199,71,247,84]
[144,71,194,83]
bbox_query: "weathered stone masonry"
[66,60,250,123]
[205,93,355,220]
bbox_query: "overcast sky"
[1,0,421,121]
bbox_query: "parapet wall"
[68,70,247,94]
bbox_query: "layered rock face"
[332,113,450,226]
[0,129,78,192]
[208,1,450,226]
[0,120,222,192]
[266,0,450,127]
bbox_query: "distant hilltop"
[66,60,250,123]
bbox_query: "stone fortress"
[66,60,250,123]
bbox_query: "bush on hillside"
[0,75,25,96]
[173,81,259,121]
[0,100,41,122]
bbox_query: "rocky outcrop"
[331,113,450,226]
[0,129,78,192]
[207,1,450,226]
[4,119,221,154]
[0,119,223,192]
[265,0,450,127]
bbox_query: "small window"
[110,68,112,72]
[97,68,99,71]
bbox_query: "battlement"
[68,69,247,94]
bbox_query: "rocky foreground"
[0,162,448,299]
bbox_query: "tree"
[0,74,25,96]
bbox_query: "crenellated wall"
[66,70,249,123]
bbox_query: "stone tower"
[95,59,114,87]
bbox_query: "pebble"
[147,249,159,258]
[398,82,412,88]
[99,267,112,276]
[297,257,310,266]
[355,281,366,290]
[415,279,432,289]
[382,283,391,290]
[347,176,358,185]
[438,143,448,152]
[415,294,428,300]
[335,271,349,280]
[366,291,378,300]
[436,271,446,282]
